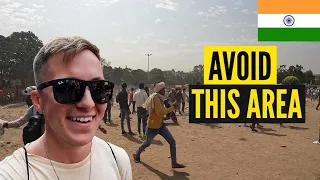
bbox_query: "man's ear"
[31,90,43,113]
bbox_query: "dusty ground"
[0,102,319,180]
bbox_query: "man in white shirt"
[181,88,189,113]
[133,82,148,138]
[0,36,132,180]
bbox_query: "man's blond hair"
[33,36,101,84]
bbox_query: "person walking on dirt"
[0,86,38,136]
[168,88,176,104]
[103,95,113,123]
[175,88,182,115]
[116,83,135,135]
[133,82,186,168]
[133,82,148,139]
[181,88,188,113]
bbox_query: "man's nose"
[76,87,95,110]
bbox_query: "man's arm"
[124,93,129,105]
[6,105,34,128]
[153,97,175,117]
[116,92,120,103]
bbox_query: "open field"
[0,101,319,180]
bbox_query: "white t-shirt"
[133,89,148,108]
[0,136,132,180]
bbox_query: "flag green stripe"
[258,28,320,41]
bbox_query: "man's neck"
[41,131,92,164]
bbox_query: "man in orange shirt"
[133,82,185,168]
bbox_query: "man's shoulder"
[93,137,132,179]
[143,91,148,98]
[152,95,163,103]
[142,90,148,95]
[118,90,125,95]
[94,137,130,160]
[120,91,127,96]
[135,90,146,96]
[0,148,26,179]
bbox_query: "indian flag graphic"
[258,0,320,41]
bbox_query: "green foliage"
[314,75,320,85]
[0,31,43,88]
[281,76,300,85]
[101,62,204,86]
[1,31,205,87]
[304,69,315,84]
[277,64,315,85]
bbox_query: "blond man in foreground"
[0,37,132,180]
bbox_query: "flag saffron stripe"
[258,28,320,41]
[258,0,320,14]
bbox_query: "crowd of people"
[306,87,320,109]
[0,36,188,180]
[103,83,189,137]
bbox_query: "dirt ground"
[0,102,319,180]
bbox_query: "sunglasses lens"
[53,79,84,104]
[90,81,113,104]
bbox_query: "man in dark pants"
[175,88,182,115]
[103,97,112,123]
[316,90,320,110]
[116,83,134,135]
[133,83,148,139]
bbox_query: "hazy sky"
[0,0,319,73]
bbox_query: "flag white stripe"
[258,14,320,28]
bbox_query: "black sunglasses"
[37,78,114,104]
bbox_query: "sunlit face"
[33,50,106,146]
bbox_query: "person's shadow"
[123,135,164,146]
[123,135,143,144]
[105,122,118,127]
[256,127,287,137]
[165,122,180,126]
[141,162,190,180]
